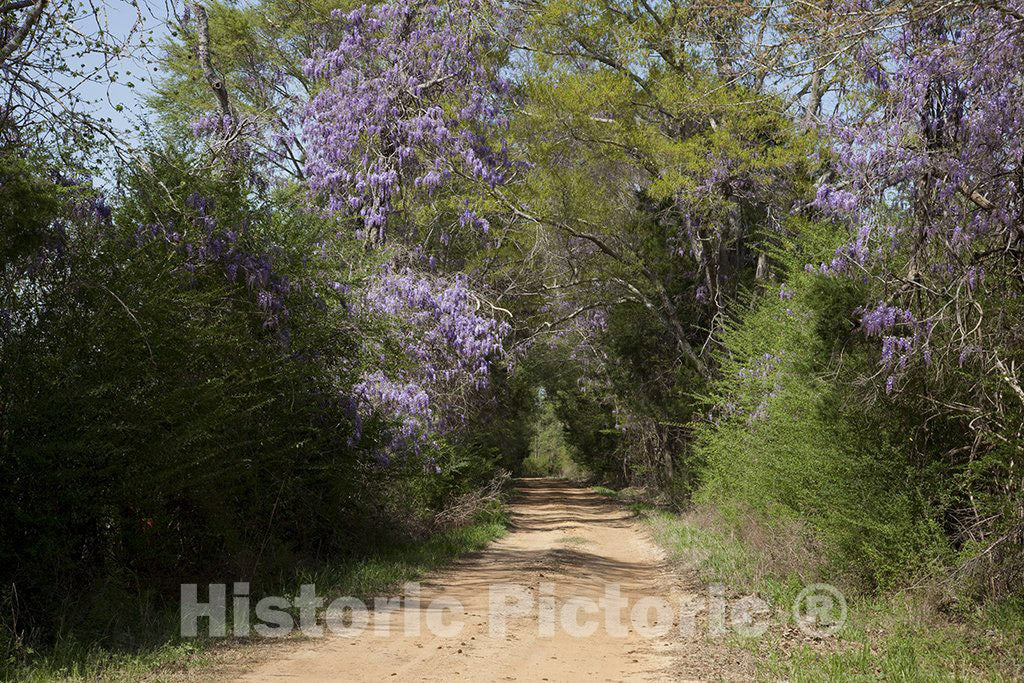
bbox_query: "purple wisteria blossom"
[302,0,510,242]
[857,302,933,387]
[352,265,510,457]
[860,303,916,337]
[814,4,1024,392]
[190,113,235,137]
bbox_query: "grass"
[756,595,1024,682]
[293,503,508,599]
[7,641,209,683]
[591,485,653,516]
[635,502,1024,681]
[4,504,509,682]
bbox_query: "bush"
[0,146,509,651]
[521,400,586,479]
[693,219,950,590]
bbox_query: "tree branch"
[0,0,35,13]
[0,0,46,65]
[958,181,995,211]
[189,2,233,118]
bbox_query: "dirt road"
[228,479,716,682]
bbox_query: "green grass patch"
[590,485,653,514]
[641,508,1024,681]
[759,595,1024,682]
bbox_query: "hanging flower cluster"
[295,0,514,459]
[301,0,510,238]
[812,4,1024,392]
[190,113,235,137]
[352,265,509,459]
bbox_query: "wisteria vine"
[301,0,510,242]
[353,266,509,459]
[812,3,1024,393]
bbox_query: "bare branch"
[0,1,35,13]
[958,181,995,210]
[189,2,233,118]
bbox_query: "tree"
[1,0,152,164]
[478,0,818,486]
[809,1,1024,590]
[302,0,510,244]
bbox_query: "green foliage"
[503,0,822,493]
[2,146,359,641]
[7,0,1023,674]
[150,1,355,154]
[522,399,585,478]
[644,509,1024,681]
[513,344,622,480]
[0,141,513,663]
[693,219,950,589]
[0,150,65,266]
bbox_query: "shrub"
[693,219,950,590]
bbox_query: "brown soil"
[201,479,751,682]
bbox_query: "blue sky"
[69,1,172,139]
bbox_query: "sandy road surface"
[227,479,713,682]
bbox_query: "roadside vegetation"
[645,507,1024,681]
[3,0,1023,678]
[5,504,507,682]
[521,400,587,480]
